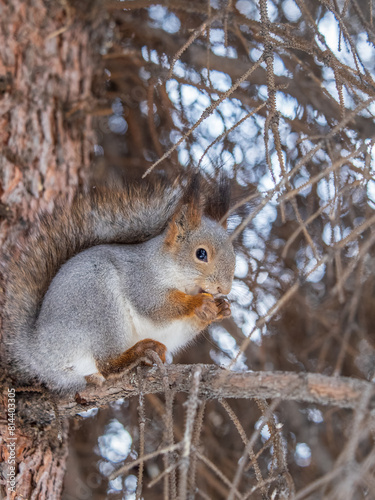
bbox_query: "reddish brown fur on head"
[164,173,231,249]
[164,174,202,248]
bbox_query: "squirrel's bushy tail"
[3,180,181,366]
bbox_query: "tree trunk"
[0,1,103,497]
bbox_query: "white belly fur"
[64,304,199,380]
[63,354,97,377]
[126,302,198,354]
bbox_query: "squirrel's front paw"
[195,293,219,322]
[214,297,231,320]
[195,293,231,323]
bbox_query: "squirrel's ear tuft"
[204,175,231,228]
[182,173,202,228]
[164,174,203,248]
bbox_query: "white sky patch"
[171,60,186,78]
[258,84,269,100]
[211,325,237,354]
[366,101,375,116]
[282,0,301,22]
[273,54,287,76]
[178,148,189,165]
[148,5,181,33]
[217,100,239,121]
[322,223,333,245]
[148,5,166,21]
[242,310,258,333]
[256,291,277,316]
[321,66,341,103]
[281,269,294,284]
[192,91,211,114]
[243,228,265,248]
[78,407,98,418]
[242,118,261,142]
[276,92,299,120]
[258,164,281,191]
[122,493,135,500]
[98,419,132,463]
[209,70,232,92]
[235,254,249,278]
[250,46,263,61]
[210,28,225,44]
[125,475,137,494]
[149,49,160,65]
[166,79,179,103]
[108,115,128,135]
[317,173,336,203]
[139,67,151,81]
[233,144,244,163]
[210,325,248,370]
[230,280,253,307]
[230,302,250,326]
[190,143,206,164]
[169,129,182,144]
[221,150,237,171]
[346,239,359,258]
[317,12,356,69]
[99,460,115,478]
[255,419,271,441]
[203,112,225,137]
[252,203,278,236]
[250,246,265,262]
[210,28,238,58]
[141,45,148,61]
[212,45,238,59]
[304,258,326,283]
[295,443,312,467]
[180,84,200,106]
[236,0,260,21]
[108,476,123,492]
[356,32,375,65]
[257,271,268,284]
[267,1,278,22]
[246,326,262,345]
[293,170,312,197]
[306,408,324,423]
[322,223,353,246]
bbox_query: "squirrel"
[3,174,236,394]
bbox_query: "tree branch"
[51,365,375,418]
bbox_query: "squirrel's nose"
[217,285,231,295]
[217,282,233,295]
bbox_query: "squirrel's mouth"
[185,285,206,295]
[188,286,223,298]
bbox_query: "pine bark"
[0,1,103,497]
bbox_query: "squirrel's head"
[163,176,235,297]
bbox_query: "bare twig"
[178,366,202,499]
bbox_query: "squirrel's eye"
[196,248,208,262]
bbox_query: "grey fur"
[4,181,235,394]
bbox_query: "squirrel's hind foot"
[98,339,167,378]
